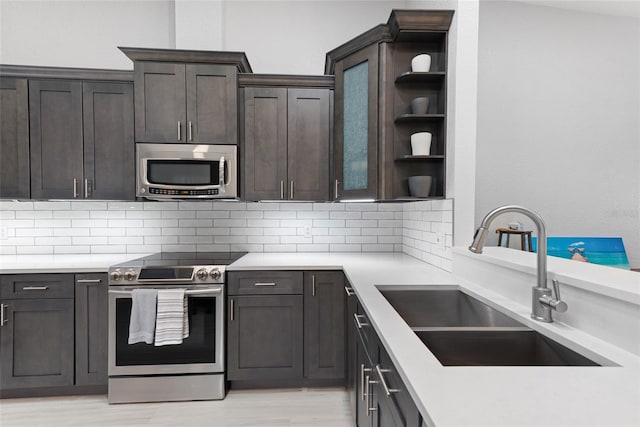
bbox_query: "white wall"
[475,1,640,266]
[0,0,406,73]
[222,0,405,74]
[0,1,176,69]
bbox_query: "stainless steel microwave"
[136,143,237,200]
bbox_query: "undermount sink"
[380,289,525,328]
[415,329,600,366]
[380,288,600,367]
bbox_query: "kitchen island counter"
[230,252,640,427]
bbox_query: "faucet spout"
[469,205,565,323]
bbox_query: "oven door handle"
[109,288,223,296]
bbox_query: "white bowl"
[411,54,431,72]
[410,132,432,155]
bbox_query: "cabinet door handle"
[345,286,355,296]
[254,282,276,287]
[76,279,102,284]
[366,374,378,415]
[312,275,316,297]
[360,363,372,401]
[84,179,91,198]
[280,180,285,200]
[334,179,340,199]
[22,286,49,291]
[0,304,7,326]
[230,298,234,321]
[354,313,369,329]
[73,178,79,198]
[177,121,182,141]
[188,121,193,141]
[375,364,400,396]
[290,180,294,199]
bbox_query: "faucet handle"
[545,279,568,313]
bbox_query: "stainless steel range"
[107,252,246,404]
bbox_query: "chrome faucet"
[469,205,567,322]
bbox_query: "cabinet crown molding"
[0,64,133,81]
[119,47,252,73]
[324,9,454,74]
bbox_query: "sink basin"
[415,329,600,366]
[380,288,602,367]
[380,289,524,328]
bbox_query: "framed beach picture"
[532,237,630,270]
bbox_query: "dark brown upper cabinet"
[120,47,251,144]
[239,75,333,201]
[29,79,84,199]
[29,79,134,200]
[325,10,453,201]
[0,78,30,198]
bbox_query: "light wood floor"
[0,388,353,427]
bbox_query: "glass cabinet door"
[333,44,379,200]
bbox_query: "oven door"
[108,285,224,376]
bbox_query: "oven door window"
[147,160,220,186]
[115,296,216,365]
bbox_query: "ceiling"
[512,0,640,19]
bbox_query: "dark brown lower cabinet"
[304,271,345,380]
[226,270,345,387]
[0,282,75,390]
[227,294,303,381]
[0,273,108,397]
[353,295,422,427]
[74,273,108,387]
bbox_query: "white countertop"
[231,252,640,427]
[0,253,150,273]
[2,251,639,426]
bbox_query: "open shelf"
[395,114,445,123]
[395,155,444,162]
[395,71,445,83]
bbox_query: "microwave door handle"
[219,156,226,194]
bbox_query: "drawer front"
[0,274,74,299]
[227,271,303,295]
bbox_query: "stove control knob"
[196,268,209,281]
[123,269,137,281]
[210,268,222,280]
[110,270,122,281]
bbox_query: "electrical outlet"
[0,227,8,240]
[303,226,312,238]
[435,232,445,250]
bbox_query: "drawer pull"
[345,286,355,296]
[376,364,400,396]
[254,282,276,287]
[22,286,49,291]
[76,279,102,284]
[354,313,369,329]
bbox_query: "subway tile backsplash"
[0,199,453,272]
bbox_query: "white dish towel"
[154,289,189,346]
[128,289,158,345]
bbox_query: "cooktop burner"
[108,252,248,285]
[112,251,248,268]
